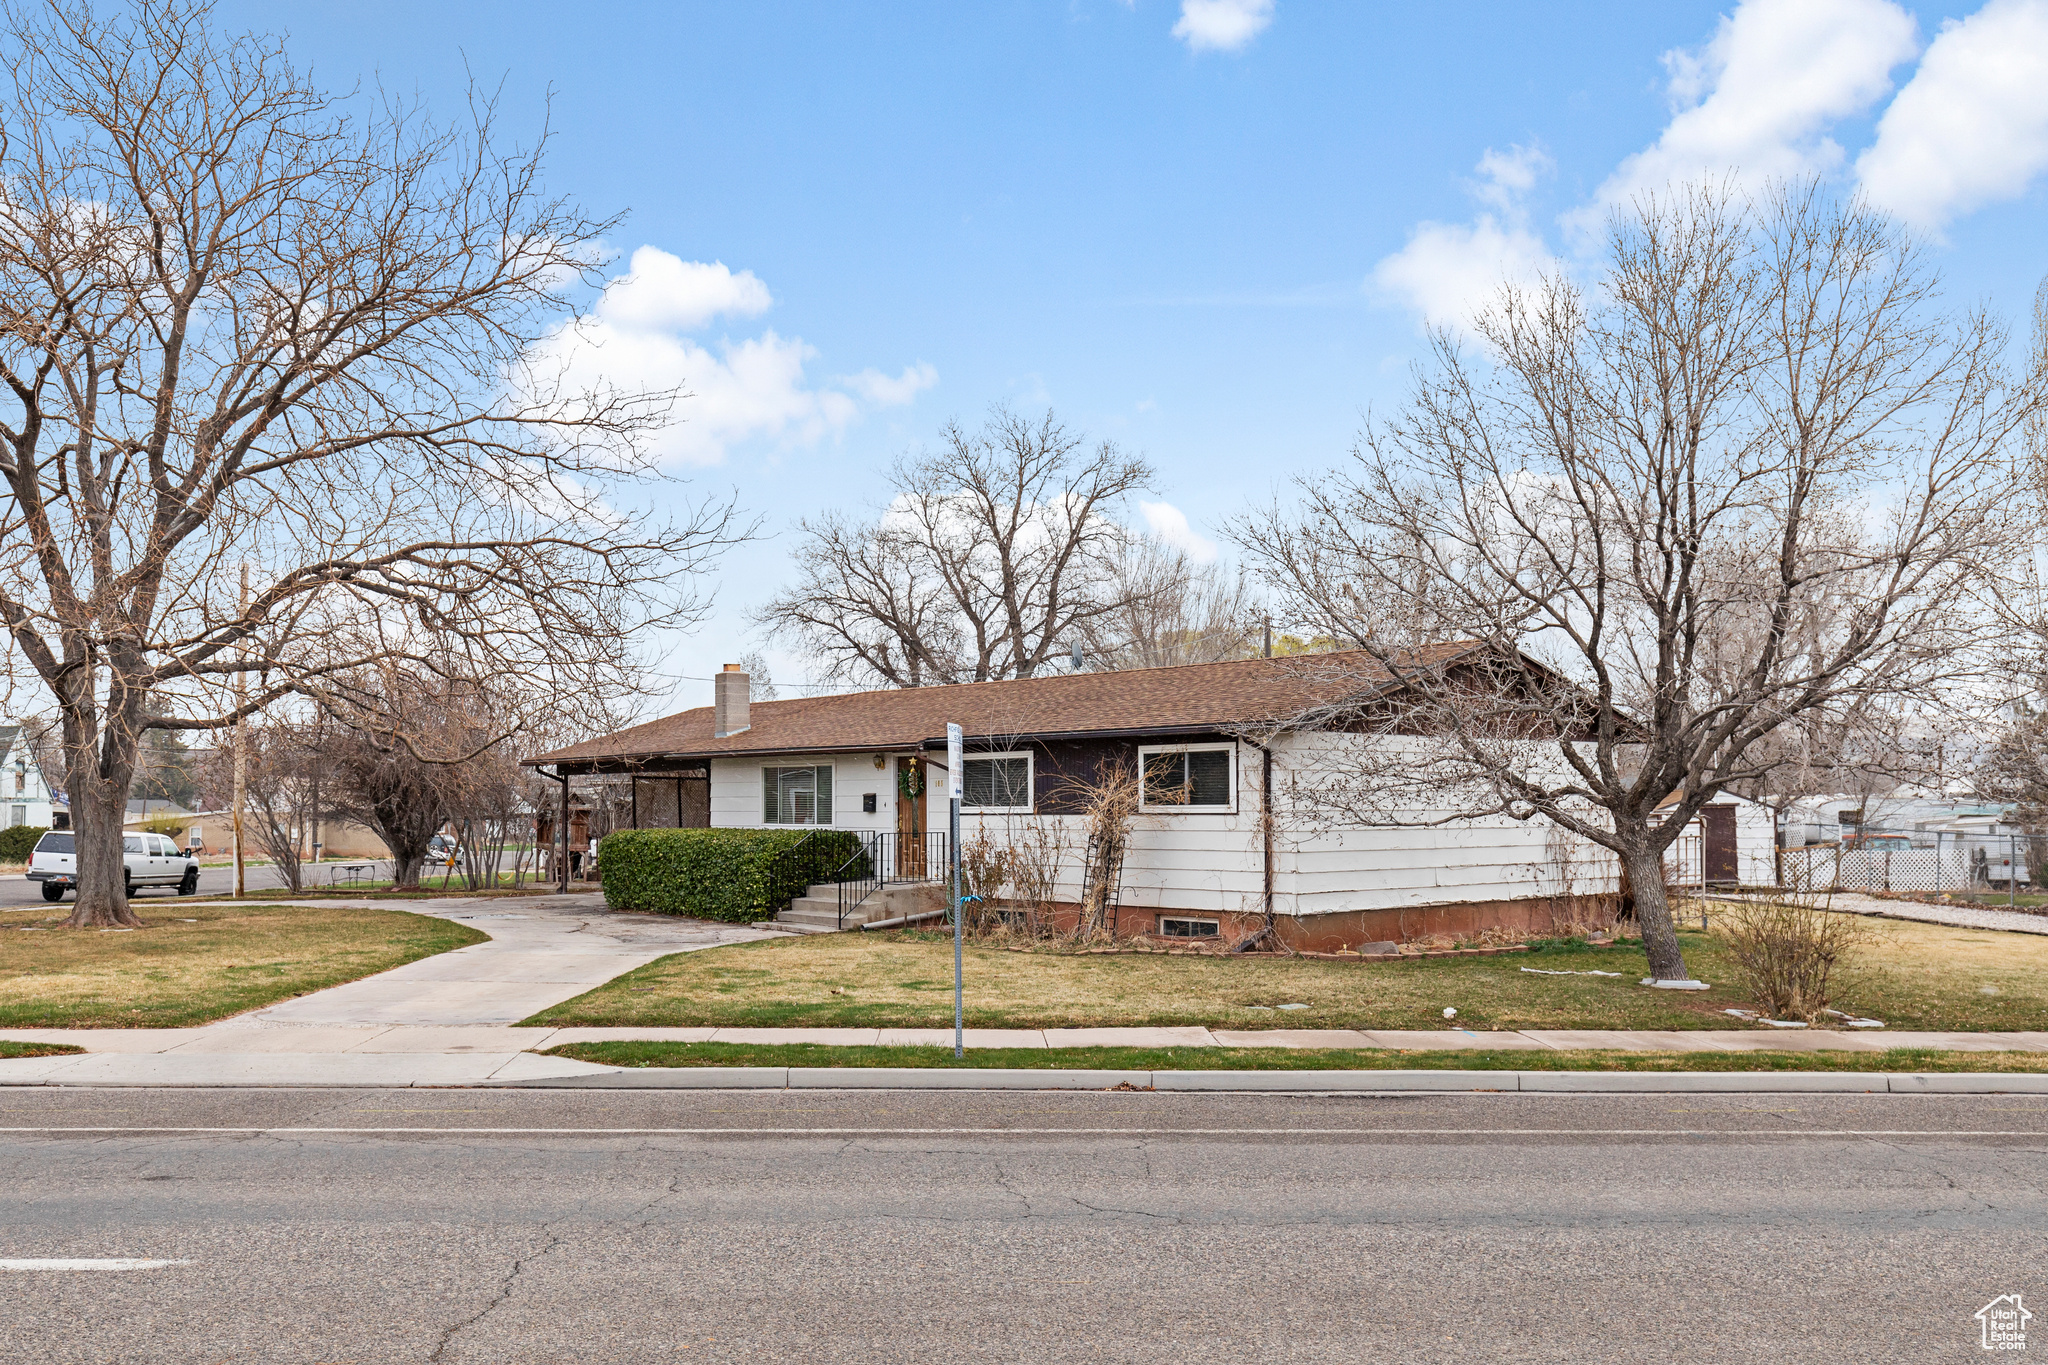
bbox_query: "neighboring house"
[0,724,57,830]
[121,802,393,859]
[1652,790,1775,888]
[526,648,1635,949]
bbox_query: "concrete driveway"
[197,891,786,1027]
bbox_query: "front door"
[896,755,925,879]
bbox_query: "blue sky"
[220,0,2048,710]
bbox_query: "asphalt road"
[0,859,395,909]
[3,1089,2044,1363]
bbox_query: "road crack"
[427,1228,561,1363]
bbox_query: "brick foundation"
[971,895,1620,951]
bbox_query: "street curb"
[481,1068,2048,1094]
[10,1064,2048,1093]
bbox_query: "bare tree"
[1083,539,1260,670]
[1237,184,2031,983]
[757,408,1154,685]
[221,720,319,890]
[0,3,737,926]
[315,665,489,889]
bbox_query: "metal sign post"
[947,723,964,1058]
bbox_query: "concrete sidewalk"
[5,1023,2047,1090]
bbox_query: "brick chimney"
[713,663,750,738]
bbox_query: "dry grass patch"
[0,901,486,1027]
[526,916,2048,1032]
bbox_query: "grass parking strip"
[0,1040,84,1059]
[539,1040,2048,1073]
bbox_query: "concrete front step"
[775,882,945,933]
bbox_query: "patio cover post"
[557,770,570,894]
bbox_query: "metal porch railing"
[834,830,949,927]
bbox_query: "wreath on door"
[898,758,925,800]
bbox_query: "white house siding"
[708,736,1625,920]
[709,754,905,835]
[1270,734,1619,918]
[1733,798,1775,886]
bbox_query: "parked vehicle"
[28,830,199,901]
[1839,833,1914,851]
[426,835,462,866]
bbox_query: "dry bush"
[1717,898,1876,1020]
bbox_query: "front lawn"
[0,902,487,1027]
[523,918,2048,1032]
[540,1041,2048,1074]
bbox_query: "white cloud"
[1856,0,2048,231]
[841,363,939,406]
[1140,500,1218,561]
[1372,144,1559,334]
[1471,144,1553,212]
[1584,0,1917,217]
[526,248,933,466]
[1172,0,1273,53]
[596,248,772,332]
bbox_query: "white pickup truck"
[27,831,200,902]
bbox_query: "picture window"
[762,765,834,825]
[962,753,1032,811]
[1140,745,1233,810]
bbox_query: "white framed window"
[763,764,834,825]
[962,751,1033,812]
[1139,743,1235,812]
[1159,916,1220,938]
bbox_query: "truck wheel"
[179,868,199,896]
[124,874,135,900]
[41,883,64,902]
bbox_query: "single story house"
[525,646,1660,950]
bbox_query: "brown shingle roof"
[525,643,1481,772]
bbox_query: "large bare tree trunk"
[63,708,143,929]
[1618,840,1690,983]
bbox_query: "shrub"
[597,828,866,921]
[0,824,48,863]
[1717,898,1874,1021]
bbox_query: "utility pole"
[947,722,963,1059]
[232,562,248,899]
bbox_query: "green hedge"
[597,828,868,921]
[0,825,47,863]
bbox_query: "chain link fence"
[1779,831,2031,894]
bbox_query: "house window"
[962,753,1032,812]
[6,805,21,828]
[1159,916,1220,938]
[1139,744,1234,811]
[762,765,834,825]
